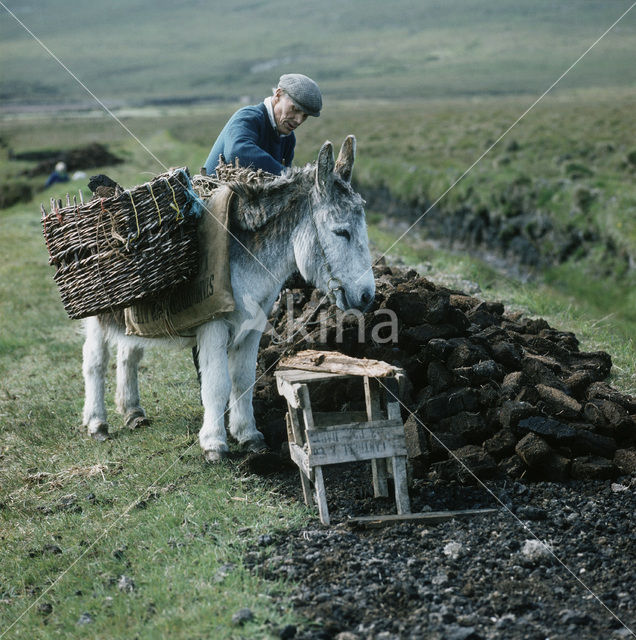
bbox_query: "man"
[194,75,322,410]
[203,73,322,176]
[45,161,69,188]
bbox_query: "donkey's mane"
[192,159,361,232]
[192,162,314,231]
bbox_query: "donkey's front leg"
[82,316,110,441]
[228,331,268,452]
[197,321,232,462]
[115,338,149,430]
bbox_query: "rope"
[307,195,343,296]
[177,169,205,219]
[126,190,141,246]
[147,182,162,226]
[164,177,182,220]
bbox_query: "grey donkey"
[81,136,375,461]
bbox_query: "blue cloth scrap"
[179,170,205,219]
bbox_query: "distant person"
[203,73,322,176]
[45,161,69,188]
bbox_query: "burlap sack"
[124,186,235,337]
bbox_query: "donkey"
[82,136,375,461]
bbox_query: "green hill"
[1,0,635,107]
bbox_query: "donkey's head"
[294,136,375,312]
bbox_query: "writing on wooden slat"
[306,421,407,466]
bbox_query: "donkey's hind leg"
[227,331,267,452]
[82,316,111,441]
[197,321,232,462]
[115,338,149,430]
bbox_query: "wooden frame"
[275,360,411,525]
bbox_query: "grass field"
[2,1,636,637]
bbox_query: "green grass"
[0,203,311,639]
[2,102,636,636]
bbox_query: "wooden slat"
[306,424,407,466]
[372,457,389,498]
[364,376,382,420]
[391,456,411,515]
[298,384,315,429]
[384,376,401,421]
[289,442,311,477]
[278,350,403,379]
[299,470,314,507]
[364,376,389,498]
[306,419,403,438]
[347,508,499,528]
[287,441,314,507]
[285,411,304,447]
[275,369,352,384]
[276,376,302,409]
[313,465,330,525]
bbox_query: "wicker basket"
[42,167,202,319]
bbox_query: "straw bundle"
[192,159,278,231]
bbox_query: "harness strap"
[307,195,343,295]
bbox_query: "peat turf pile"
[253,263,636,483]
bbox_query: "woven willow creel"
[42,167,201,319]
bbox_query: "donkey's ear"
[334,135,356,183]
[316,140,335,191]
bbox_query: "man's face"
[272,89,308,135]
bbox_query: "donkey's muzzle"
[360,288,374,311]
[343,285,374,313]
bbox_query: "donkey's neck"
[230,185,310,307]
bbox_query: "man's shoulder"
[229,102,267,123]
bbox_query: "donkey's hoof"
[125,409,150,430]
[242,434,269,454]
[128,416,150,430]
[89,423,110,441]
[203,448,229,463]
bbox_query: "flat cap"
[278,73,322,117]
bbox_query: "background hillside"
[1,0,635,107]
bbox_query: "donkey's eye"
[334,229,351,241]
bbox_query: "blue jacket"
[203,102,295,175]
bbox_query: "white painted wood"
[313,465,330,525]
[364,376,389,498]
[276,377,302,409]
[275,369,353,384]
[299,471,314,507]
[306,418,403,436]
[391,455,411,515]
[312,410,368,427]
[298,384,315,429]
[305,422,407,466]
[348,508,499,528]
[280,350,403,378]
[277,364,411,524]
[285,412,304,449]
[289,442,311,477]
